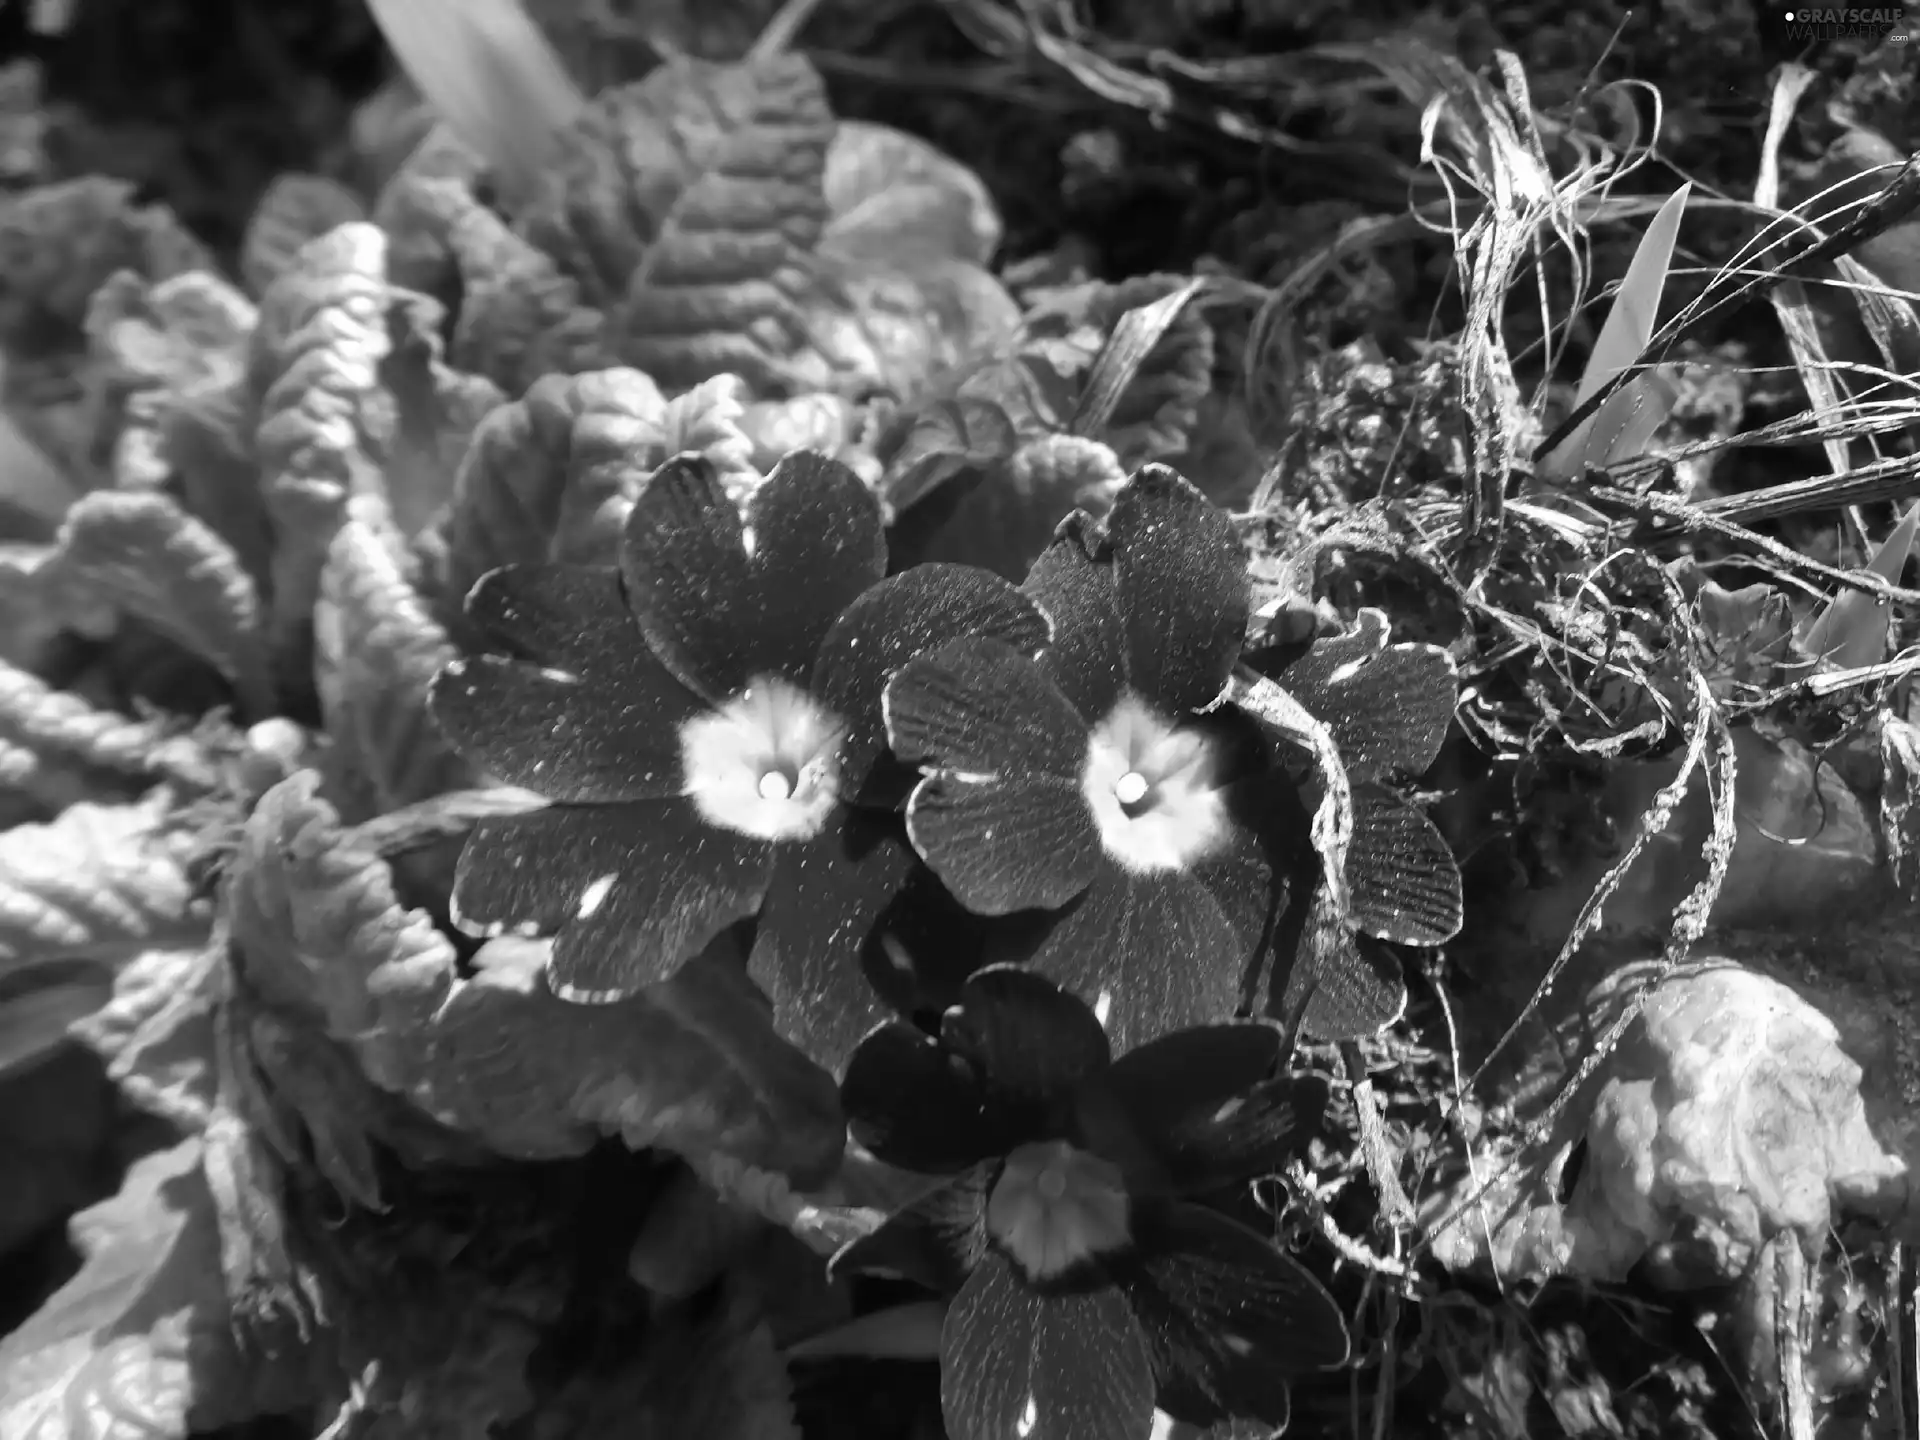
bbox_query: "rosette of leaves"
[830,968,1349,1440]
[376,52,1020,407]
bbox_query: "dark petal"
[748,810,922,1078]
[1269,609,1455,782]
[906,772,1099,916]
[1269,882,1407,1042]
[1107,465,1249,714]
[943,964,1111,1107]
[743,450,888,684]
[829,1162,995,1293]
[463,562,632,667]
[1023,865,1246,1056]
[450,800,775,1003]
[619,454,755,702]
[841,1021,1020,1173]
[886,637,1089,779]
[814,563,1050,805]
[1117,1203,1348,1429]
[1346,784,1463,946]
[1189,817,1289,1005]
[942,1249,1157,1440]
[429,653,700,803]
[1164,1073,1331,1192]
[1087,1061,1330,1199]
[1022,513,1127,722]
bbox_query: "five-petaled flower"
[882,464,1287,1051]
[832,966,1348,1440]
[429,450,1048,1068]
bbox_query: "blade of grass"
[1535,183,1690,482]
[1797,499,1919,668]
[364,0,588,211]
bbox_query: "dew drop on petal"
[576,872,617,919]
[1018,1396,1039,1438]
[1094,990,1113,1028]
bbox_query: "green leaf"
[223,773,845,1180]
[315,494,476,814]
[247,222,393,673]
[821,120,1002,267]
[0,791,200,972]
[417,367,751,626]
[50,490,273,712]
[0,655,221,791]
[70,942,219,1130]
[0,176,213,350]
[0,1137,312,1440]
[411,174,610,397]
[84,268,259,497]
[1535,184,1690,482]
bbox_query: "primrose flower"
[429,450,1048,1068]
[832,967,1349,1440]
[882,463,1283,1051]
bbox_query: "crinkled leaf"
[1346,783,1462,945]
[240,175,368,298]
[50,490,272,711]
[84,269,257,496]
[531,1279,799,1440]
[0,791,199,971]
[522,57,1016,399]
[247,222,392,668]
[0,655,220,791]
[0,176,212,349]
[821,120,1001,267]
[70,942,218,1130]
[224,773,845,1178]
[417,367,755,626]
[411,175,610,396]
[315,495,476,814]
[526,56,836,395]
[0,1137,311,1440]
[377,290,507,539]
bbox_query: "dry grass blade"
[364,0,588,211]
[1536,183,1690,483]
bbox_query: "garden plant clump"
[0,0,1918,1437]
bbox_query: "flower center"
[1080,691,1231,874]
[985,1141,1131,1283]
[679,674,844,843]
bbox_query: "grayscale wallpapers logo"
[1780,6,1911,39]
